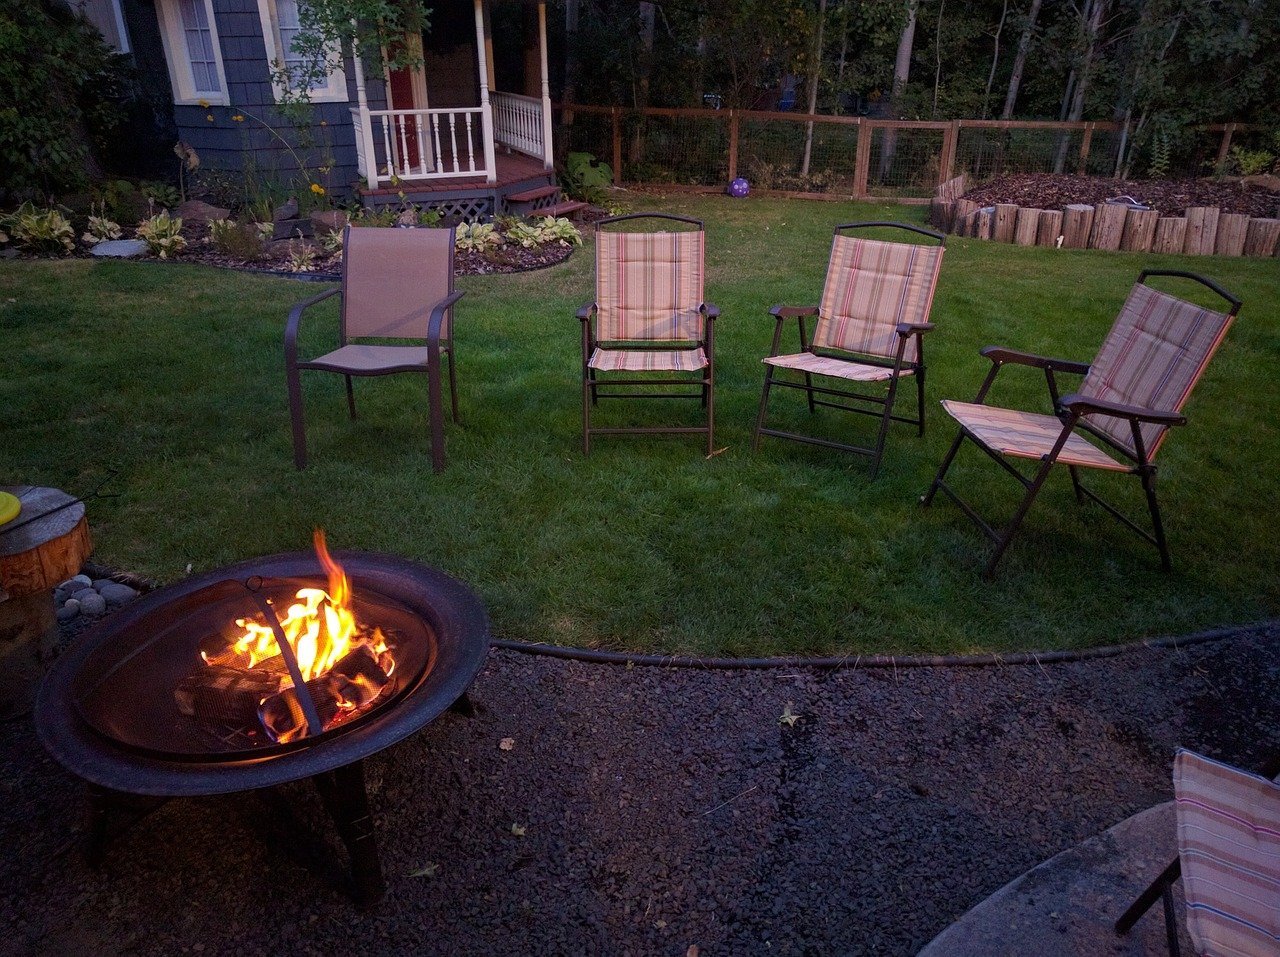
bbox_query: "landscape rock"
[62,574,92,590]
[55,601,79,622]
[272,218,312,240]
[174,201,230,224]
[309,210,348,236]
[98,582,139,607]
[70,587,97,605]
[90,239,149,259]
[272,198,299,225]
[77,591,107,616]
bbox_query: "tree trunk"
[628,2,656,164]
[800,0,829,176]
[932,0,947,118]
[1000,0,1042,119]
[879,0,918,181]
[1053,0,1106,173]
[563,0,579,114]
[981,0,1009,119]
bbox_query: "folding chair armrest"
[284,286,341,364]
[769,305,818,319]
[576,301,596,321]
[427,290,466,343]
[1059,392,1187,426]
[980,346,1091,375]
[766,305,817,357]
[896,322,935,336]
[701,302,720,320]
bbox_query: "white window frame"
[155,0,229,106]
[255,0,348,104]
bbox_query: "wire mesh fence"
[620,111,730,186]
[865,125,946,198]
[736,118,860,194]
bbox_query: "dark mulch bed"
[3,620,1276,956]
[962,173,1280,217]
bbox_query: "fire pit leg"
[448,691,476,718]
[83,784,112,868]
[314,760,385,909]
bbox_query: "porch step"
[506,184,561,204]
[540,200,589,220]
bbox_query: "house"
[103,0,563,217]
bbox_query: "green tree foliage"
[0,1,134,194]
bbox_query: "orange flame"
[218,529,388,685]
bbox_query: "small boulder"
[310,209,348,236]
[91,239,149,258]
[273,198,299,225]
[175,200,230,224]
[57,600,80,622]
[61,574,92,590]
[71,587,97,605]
[78,591,108,616]
[99,582,139,607]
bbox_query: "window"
[155,0,228,104]
[256,0,348,103]
[75,0,132,54]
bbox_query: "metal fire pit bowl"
[34,551,489,907]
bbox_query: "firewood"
[976,207,995,240]
[993,204,1019,243]
[259,643,393,743]
[1013,208,1042,246]
[1061,204,1094,249]
[1120,209,1159,253]
[951,199,979,236]
[175,664,284,725]
[1152,217,1187,254]
[1213,213,1249,257]
[1088,203,1128,251]
[1036,209,1063,247]
[1182,207,1220,256]
[1243,218,1280,257]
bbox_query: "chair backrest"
[1174,750,1280,957]
[1079,272,1239,461]
[341,225,456,340]
[812,223,945,363]
[594,214,705,342]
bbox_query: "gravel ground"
[1,624,1276,957]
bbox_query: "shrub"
[135,211,186,258]
[140,180,181,210]
[98,180,150,226]
[4,203,75,254]
[1227,145,1276,177]
[208,218,268,260]
[456,221,501,251]
[560,152,613,206]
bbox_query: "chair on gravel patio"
[1115,750,1280,957]
[752,222,946,478]
[285,224,464,474]
[921,270,1241,578]
[578,213,718,455]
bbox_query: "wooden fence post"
[939,120,959,185]
[1215,124,1237,170]
[611,107,622,185]
[853,119,871,199]
[1076,123,1094,176]
[727,111,739,182]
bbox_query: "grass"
[2,194,1277,657]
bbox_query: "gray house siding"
[137,0,393,197]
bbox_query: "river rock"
[91,239,149,258]
[99,582,139,607]
[78,591,107,616]
[57,599,80,622]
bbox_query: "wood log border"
[928,188,1280,258]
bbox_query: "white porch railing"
[491,91,544,160]
[351,106,491,188]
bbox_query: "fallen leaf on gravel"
[656,920,667,929]
[687,947,700,957]
[407,862,438,878]
[779,702,800,728]
[511,822,527,837]
[499,737,515,751]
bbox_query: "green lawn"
[3,195,1277,656]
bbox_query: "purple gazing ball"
[728,177,750,198]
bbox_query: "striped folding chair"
[752,222,946,478]
[921,270,1241,578]
[578,213,718,455]
[1115,750,1280,957]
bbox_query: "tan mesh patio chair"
[285,225,464,473]
[1115,750,1280,957]
[752,222,946,478]
[922,270,1241,578]
[578,213,718,455]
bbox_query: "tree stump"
[1014,208,1042,246]
[1182,207,1220,256]
[1153,217,1187,254]
[993,204,1019,243]
[1062,204,1094,249]
[1213,213,1250,257]
[1036,209,1063,247]
[0,486,93,719]
[1089,203,1128,251]
[1243,218,1280,257]
[1120,209,1159,252]
[976,206,995,240]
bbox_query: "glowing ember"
[179,530,397,743]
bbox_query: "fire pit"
[35,542,489,907]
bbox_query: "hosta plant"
[535,216,582,247]
[5,203,75,255]
[135,211,187,258]
[456,221,500,252]
[81,205,122,245]
[503,221,542,249]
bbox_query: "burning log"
[175,664,285,725]
[258,643,394,744]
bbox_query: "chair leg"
[589,368,599,406]
[753,368,776,452]
[869,376,902,480]
[1161,884,1182,957]
[428,370,446,474]
[805,372,816,413]
[705,373,715,456]
[983,456,1056,579]
[287,362,308,470]
[345,375,356,420]
[1068,466,1085,503]
[916,369,926,437]
[1141,469,1172,572]
[582,370,591,456]
[446,349,460,424]
[921,430,966,507]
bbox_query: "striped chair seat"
[589,347,708,373]
[763,351,913,382]
[941,400,1129,472]
[1175,750,1280,957]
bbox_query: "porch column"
[350,27,380,189]
[473,0,498,184]
[538,1,553,170]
